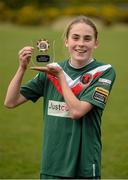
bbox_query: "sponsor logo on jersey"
[98,78,112,85]
[93,87,109,104]
[48,100,70,117]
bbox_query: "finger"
[48,66,62,72]
[30,66,49,73]
[19,46,34,53]
[19,49,33,56]
[19,52,31,58]
[47,64,62,70]
[19,53,32,61]
[18,47,34,56]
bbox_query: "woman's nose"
[78,38,85,46]
[78,41,85,47]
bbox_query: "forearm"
[58,73,93,119]
[4,66,26,108]
[59,74,79,107]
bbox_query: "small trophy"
[32,38,51,66]
[36,38,50,63]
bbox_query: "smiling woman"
[4,16,116,179]
[63,16,99,69]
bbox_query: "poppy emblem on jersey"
[81,74,92,84]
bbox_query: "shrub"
[62,6,98,16]
[100,5,119,25]
[16,5,42,25]
[0,3,128,26]
[119,10,128,23]
[0,2,14,22]
[42,7,60,23]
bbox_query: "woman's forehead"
[69,23,95,35]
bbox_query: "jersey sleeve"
[80,67,116,109]
[20,72,46,102]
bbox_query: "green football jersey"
[20,59,116,177]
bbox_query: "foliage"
[1,0,128,9]
[16,6,42,25]
[0,2,128,25]
[0,2,14,22]
[100,5,120,25]
[0,1,128,26]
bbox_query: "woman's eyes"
[84,36,92,41]
[72,36,79,40]
[72,35,92,41]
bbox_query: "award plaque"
[32,38,51,66]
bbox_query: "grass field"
[0,23,128,179]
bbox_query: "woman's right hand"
[18,46,34,70]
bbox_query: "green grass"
[0,23,128,179]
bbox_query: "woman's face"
[65,22,98,64]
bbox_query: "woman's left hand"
[30,63,63,78]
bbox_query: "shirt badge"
[93,87,109,104]
[81,74,92,84]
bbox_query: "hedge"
[0,2,128,26]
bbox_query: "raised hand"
[18,46,34,70]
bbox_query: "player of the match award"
[32,38,51,66]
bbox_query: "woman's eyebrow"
[84,34,92,37]
[72,34,79,36]
[72,34,92,37]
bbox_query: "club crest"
[81,74,92,84]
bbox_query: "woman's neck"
[69,58,94,69]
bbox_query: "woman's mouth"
[75,49,87,53]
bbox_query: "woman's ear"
[94,40,99,49]
[65,39,68,47]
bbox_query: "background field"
[0,23,128,179]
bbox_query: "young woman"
[4,16,116,179]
